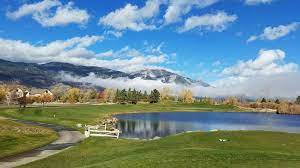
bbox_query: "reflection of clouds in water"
[116,112,300,139]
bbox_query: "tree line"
[0,84,199,107]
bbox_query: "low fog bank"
[57,72,300,99]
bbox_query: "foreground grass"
[0,119,58,159]
[0,103,238,129]
[20,131,300,168]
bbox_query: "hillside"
[0,59,209,88]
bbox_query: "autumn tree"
[41,91,53,105]
[0,85,6,102]
[98,89,116,103]
[5,91,12,106]
[179,89,194,103]
[108,89,116,103]
[81,89,97,103]
[160,87,172,102]
[224,96,238,106]
[51,84,70,101]
[67,88,81,103]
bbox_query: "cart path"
[0,118,86,168]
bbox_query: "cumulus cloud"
[6,0,90,27]
[222,49,298,77]
[205,49,300,98]
[178,12,237,33]
[99,0,165,31]
[247,22,299,42]
[163,0,218,24]
[198,73,300,98]
[245,0,275,5]
[0,36,173,72]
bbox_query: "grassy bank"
[0,119,58,159]
[0,103,238,129]
[20,131,300,168]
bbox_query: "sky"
[0,0,300,98]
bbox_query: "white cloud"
[7,0,89,27]
[58,72,181,92]
[245,0,275,5]
[201,49,300,98]
[96,50,114,58]
[163,0,218,24]
[178,12,237,33]
[0,35,103,62]
[6,0,61,19]
[0,36,173,72]
[99,0,165,31]
[104,30,123,38]
[222,49,298,77]
[247,23,299,42]
[196,73,300,98]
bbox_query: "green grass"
[19,131,300,168]
[1,103,299,167]
[0,103,238,129]
[0,119,58,159]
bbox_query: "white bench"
[85,124,120,139]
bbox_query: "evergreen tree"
[296,96,300,105]
[120,89,127,104]
[132,89,138,104]
[138,90,142,101]
[115,89,120,103]
[127,88,132,103]
[142,91,148,102]
[275,99,280,104]
[149,89,160,103]
[261,98,267,103]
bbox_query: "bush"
[278,103,300,114]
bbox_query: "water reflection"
[115,112,300,139]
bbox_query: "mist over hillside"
[0,59,209,89]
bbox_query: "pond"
[115,112,300,139]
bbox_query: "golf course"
[0,103,300,168]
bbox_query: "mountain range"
[0,59,209,89]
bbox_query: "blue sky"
[0,0,300,96]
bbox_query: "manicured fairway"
[19,131,300,168]
[0,119,57,159]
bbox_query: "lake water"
[115,112,300,139]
